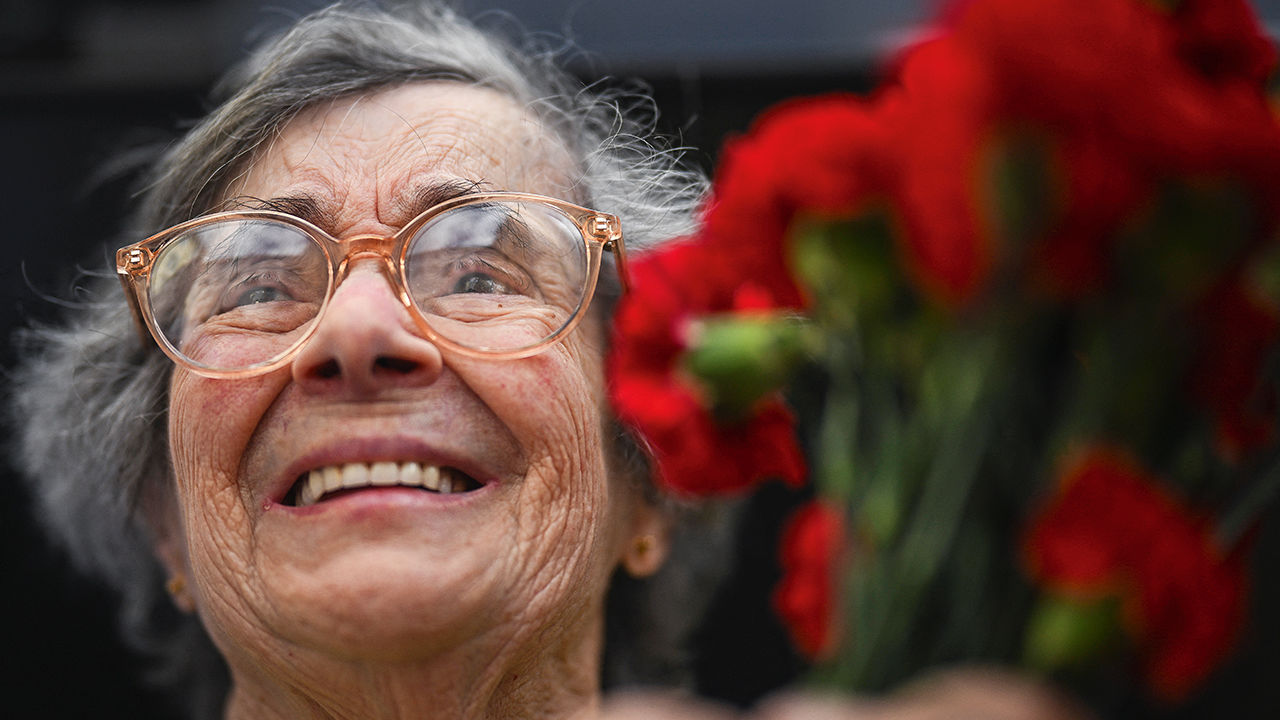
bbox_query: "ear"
[620,498,672,579]
[141,480,197,614]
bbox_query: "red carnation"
[608,240,806,496]
[946,0,1280,183]
[876,0,1280,303]
[1026,133,1150,297]
[608,97,899,496]
[880,34,999,306]
[773,500,846,660]
[1171,0,1277,85]
[1024,448,1249,702]
[699,94,892,310]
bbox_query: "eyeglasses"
[116,192,627,378]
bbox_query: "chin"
[245,541,510,663]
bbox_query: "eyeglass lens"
[145,200,590,371]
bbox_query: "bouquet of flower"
[608,0,1280,711]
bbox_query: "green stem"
[836,333,1003,689]
[815,332,861,504]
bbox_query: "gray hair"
[9,2,723,717]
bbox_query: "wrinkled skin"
[151,82,667,720]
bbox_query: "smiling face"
[155,82,663,714]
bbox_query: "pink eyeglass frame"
[115,191,628,379]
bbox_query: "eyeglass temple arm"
[590,213,629,293]
[607,237,630,293]
[115,248,155,348]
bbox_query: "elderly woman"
[12,2,715,718]
[13,2,1098,718]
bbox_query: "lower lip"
[266,484,493,517]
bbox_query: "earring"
[623,533,663,578]
[165,574,195,612]
[633,534,655,557]
[166,574,186,598]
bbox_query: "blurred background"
[2,1,1278,717]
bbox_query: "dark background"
[3,1,1279,718]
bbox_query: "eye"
[216,271,301,314]
[234,285,291,306]
[452,271,510,294]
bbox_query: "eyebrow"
[405,179,491,218]
[223,193,333,229]
[225,179,493,232]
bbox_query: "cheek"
[473,346,620,597]
[474,326,608,455]
[501,355,604,500]
[169,372,269,492]
[167,371,286,604]
[507,342,608,473]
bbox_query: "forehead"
[227,82,577,227]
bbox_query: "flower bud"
[1023,592,1121,673]
[682,314,815,420]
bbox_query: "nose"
[292,261,444,395]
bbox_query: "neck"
[220,619,604,720]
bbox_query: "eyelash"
[216,270,297,312]
[447,255,530,294]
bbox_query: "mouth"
[284,461,485,507]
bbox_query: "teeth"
[400,461,423,487]
[370,461,398,486]
[341,462,370,487]
[301,470,324,506]
[323,466,342,493]
[294,462,473,506]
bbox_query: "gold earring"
[166,574,186,598]
[166,574,196,613]
[633,535,655,557]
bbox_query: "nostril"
[312,359,342,380]
[374,356,420,374]
[289,279,444,392]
